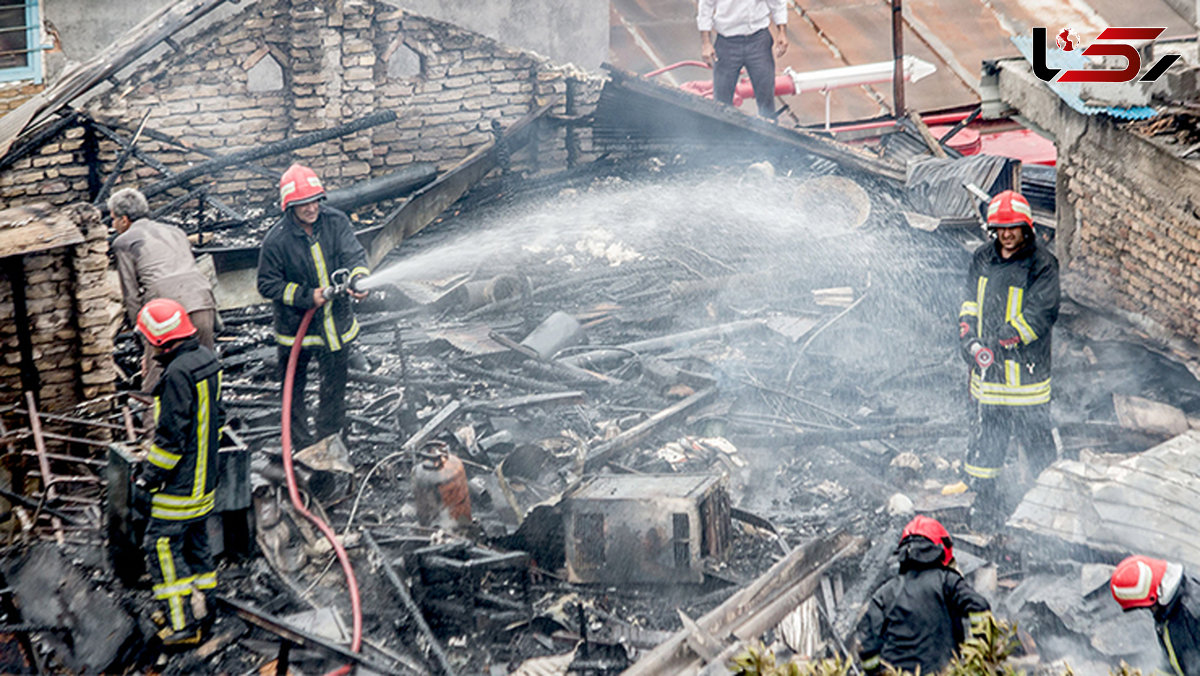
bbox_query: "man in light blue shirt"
[698,0,789,119]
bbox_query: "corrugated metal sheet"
[0,203,84,258]
[1011,430,1200,570]
[1010,34,1158,120]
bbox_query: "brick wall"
[999,60,1200,350]
[0,204,119,412]
[0,81,44,115]
[0,0,603,211]
[1057,122,1200,340]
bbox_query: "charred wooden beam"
[88,119,245,222]
[362,530,457,676]
[92,109,152,206]
[365,99,558,267]
[214,595,416,675]
[142,109,397,198]
[1,259,39,398]
[324,163,437,213]
[626,531,866,675]
[583,387,717,471]
[594,66,904,181]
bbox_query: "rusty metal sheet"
[0,203,84,258]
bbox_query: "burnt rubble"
[0,151,1197,675]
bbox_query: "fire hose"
[281,269,364,674]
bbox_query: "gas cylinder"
[411,450,471,529]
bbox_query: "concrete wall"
[44,0,175,64]
[998,59,1200,350]
[383,0,609,70]
[0,0,605,210]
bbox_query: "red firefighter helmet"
[900,515,954,566]
[279,163,325,212]
[136,298,196,347]
[986,189,1033,228]
[1111,555,1181,611]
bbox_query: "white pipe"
[783,54,937,95]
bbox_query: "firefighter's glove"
[131,463,163,494]
[997,324,1021,350]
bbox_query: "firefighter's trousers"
[966,403,1055,501]
[143,517,216,631]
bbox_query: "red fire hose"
[281,306,363,672]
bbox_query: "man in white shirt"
[698,0,789,119]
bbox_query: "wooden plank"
[583,387,717,471]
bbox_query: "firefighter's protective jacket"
[959,236,1059,407]
[143,337,224,522]
[857,538,991,674]
[1155,575,1200,676]
[256,206,370,351]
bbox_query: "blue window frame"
[0,0,41,84]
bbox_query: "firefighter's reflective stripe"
[195,571,218,590]
[283,282,300,305]
[862,654,881,670]
[959,300,979,318]
[193,379,210,499]
[276,332,326,347]
[350,265,370,281]
[970,371,1051,405]
[310,241,342,352]
[151,490,215,520]
[153,396,161,425]
[154,536,187,630]
[275,317,360,347]
[147,444,181,470]
[1005,286,1038,344]
[968,611,990,632]
[964,463,1000,479]
[974,277,988,335]
[1164,625,1185,676]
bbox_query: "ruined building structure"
[991,54,1200,359]
[0,0,603,210]
[0,203,116,412]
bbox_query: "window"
[0,0,41,83]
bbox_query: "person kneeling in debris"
[1112,555,1200,676]
[133,298,224,646]
[856,515,991,674]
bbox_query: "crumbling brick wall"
[0,0,603,211]
[998,60,1200,348]
[0,81,44,115]
[1057,120,1200,341]
[0,204,118,412]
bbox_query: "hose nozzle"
[970,342,994,370]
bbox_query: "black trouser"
[713,27,778,119]
[277,345,349,449]
[144,517,215,631]
[966,403,1056,510]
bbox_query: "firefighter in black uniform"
[257,164,370,449]
[134,298,224,645]
[957,189,1060,530]
[1112,555,1200,676]
[857,516,991,674]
